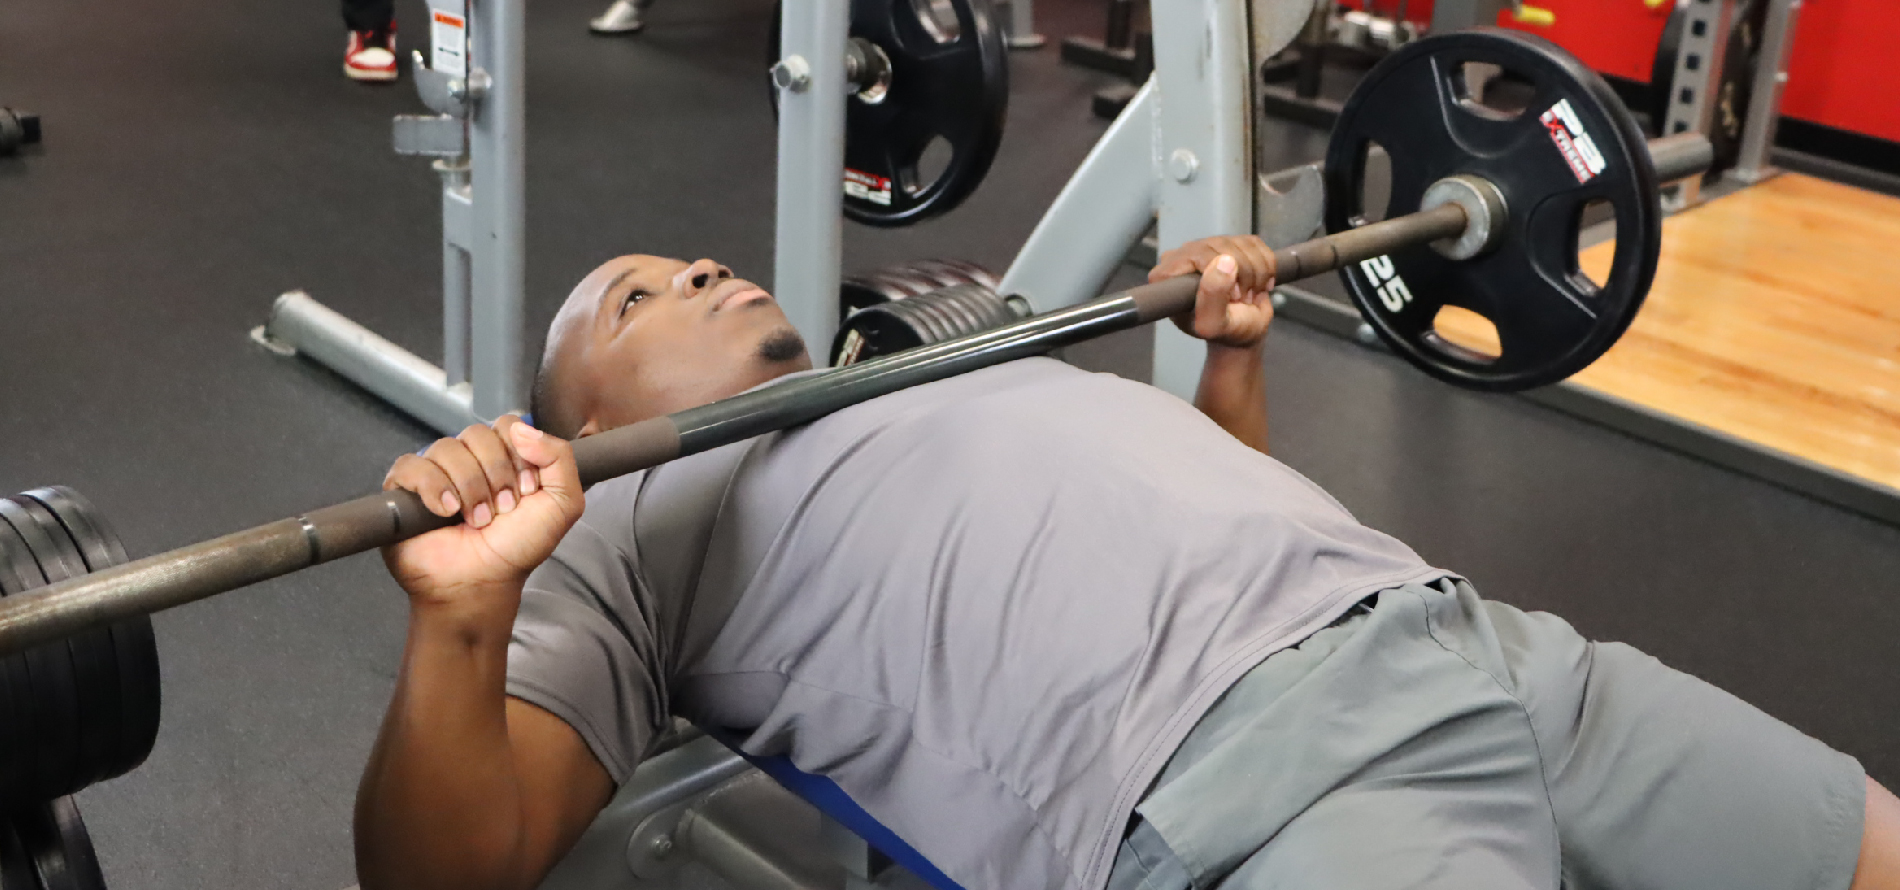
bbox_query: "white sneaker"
[590,0,648,34]
[344,29,399,82]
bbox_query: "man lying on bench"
[353,236,1900,890]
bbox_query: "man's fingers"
[509,423,581,509]
[1148,257,1199,283]
[460,424,524,517]
[1149,243,1218,283]
[1239,237,1277,294]
[492,415,540,495]
[423,438,497,527]
[384,454,460,518]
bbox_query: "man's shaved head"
[530,255,811,439]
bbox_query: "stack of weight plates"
[0,486,160,890]
[838,259,1002,323]
[0,797,106,890]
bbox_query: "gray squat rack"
[772,0,1285,400]
[258,0,527,435]
[1656,0,1803,209]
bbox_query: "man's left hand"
[1149,234,1276,349]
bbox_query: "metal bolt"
[447,70,490,103]
[1168,149,1199,183]
[1355,323,1379,346]
[771,56,813,93]
[649,835,675,859]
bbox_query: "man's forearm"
[1195,343,1269,454]
[356,592,530,890]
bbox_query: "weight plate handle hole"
[911,0,962,44]
[1574,197,1616,291]
[1354,139,1393,224]
[1453,61,1536,121]
[1428,306,1502,363]
[903,135,954,196]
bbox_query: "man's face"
[548,255,812,436]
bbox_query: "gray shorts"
[1107,578,1866,890]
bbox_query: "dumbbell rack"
[256,0,528,436]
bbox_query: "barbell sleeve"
[1649,132,1716,184]
[0,134,1718,656]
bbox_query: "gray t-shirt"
[506,357,1445,890]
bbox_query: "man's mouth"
[710,281,773,313]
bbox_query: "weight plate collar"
[1324,28,1662,391]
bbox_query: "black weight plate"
[897,258,973,290]
[872,269,941,298]
[768,0,1009,227]
[914,258,1000,291]
[1649,0,1757,176]
[25,487,159,783]
[0,501,85,804]
[1323,28,1662,392]
[830,304,928,365]
[44,798,103,890]
[11,799,77,890]
[913,283,989,339]
[0,521,43,809]
[840,276,898,321]
[0,817,33,890]
[878,274,959,343]
[4,498,119,794]
[841,0,1008,226]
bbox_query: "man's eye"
[621,290,649,316]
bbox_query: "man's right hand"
[380,416,585,615]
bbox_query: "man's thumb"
[1198,255,1238,334]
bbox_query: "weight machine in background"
[1650,0,1802,208]
[257,0,528,435]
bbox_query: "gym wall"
[1338,0,1900,146]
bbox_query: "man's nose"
[680,259,731,298]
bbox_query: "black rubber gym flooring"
[0,0,1894,887]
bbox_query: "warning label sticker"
[431,10,467,79]
[844,169,893,206]
[1540,99,1607,184]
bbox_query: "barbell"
[0,161,1707,659]
[0,29,1713,806]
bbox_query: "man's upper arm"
[505,696,616,885]
[508,474,672,783]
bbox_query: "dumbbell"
[0,108,42,156]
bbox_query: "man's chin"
[757,326,811,366]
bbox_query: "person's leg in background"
[590,0,655,36]
[343,0,398,82]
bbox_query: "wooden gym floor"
[1442,172,1900,493]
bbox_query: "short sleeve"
[506,476,667,785]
